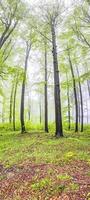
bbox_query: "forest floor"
[0,130,90,200]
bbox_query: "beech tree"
[20,41,31,133]
[37,0,64,137]
[9,67,23,131]
[0,0,90,135]
[44,40,49,132]
[20,22,37,133]
[76,65,83,132]
[67,48,79,132]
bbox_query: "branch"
[0,21,18,49]
[29,23,52,43]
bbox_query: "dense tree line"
[0,0,90,137]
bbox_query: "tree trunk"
[20,78,26,133]
[40,100,42,124]
[86,100,88,124]
[76,66,83,132]
[68,49,78,132]
[9,83,14,123]
[44,41,48,133]
[51,22,63,137]
[87,80,90,97]
[66,73,71,130]
[28,94,31,121]
[85,65,90,98]
[78,97,81,125]
[76,88,80,128]
[20,42,31,133]
[13,79,18,131]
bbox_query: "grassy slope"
[0,130,90,200]
[0,130,90,167]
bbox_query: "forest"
[0,0,90,199]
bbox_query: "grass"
[0,129,90,167]
[0,128,90,199]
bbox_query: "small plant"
[31,178,51,190]
[57,173,71,180]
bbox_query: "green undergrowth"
[0,122,44,132]
[31,178,51,190]
[0,121,90,134]
[0,128,90,168]
[31,178,65,197]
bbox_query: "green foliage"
[57,174,71,181]
[0,122,44,132]
[31,178,51,190]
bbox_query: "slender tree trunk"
[20,42,31,133]
[87,80,90,97]
[28,95,31,121]
[72,98,74,125]
[68,49,78,132]
[86,100,88,124]
[40,100,42,124]
[76,88,80,128]
[85,68,90,124]
[20,78,26,133]
[78,97,81,124]
[51,21,63,137]
[66,73,71,130]
[85,65,90,98]
[13,79,18,131]
[76,66,83,132]
[44,41,48,132]
[9,83,14,123]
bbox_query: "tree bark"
[20,42,31,133]
[66,73,71,130]
[68,49,78,132]
[86,100,88,124]
[9,83,14,123]
[28,94,31,121]
[85,66,90,98]
[44,41,48,133]
[51,21,63,137]
[87,80,90,97]
[76,66,83,132]
[13,79,18,131]
[40,100,42,124]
